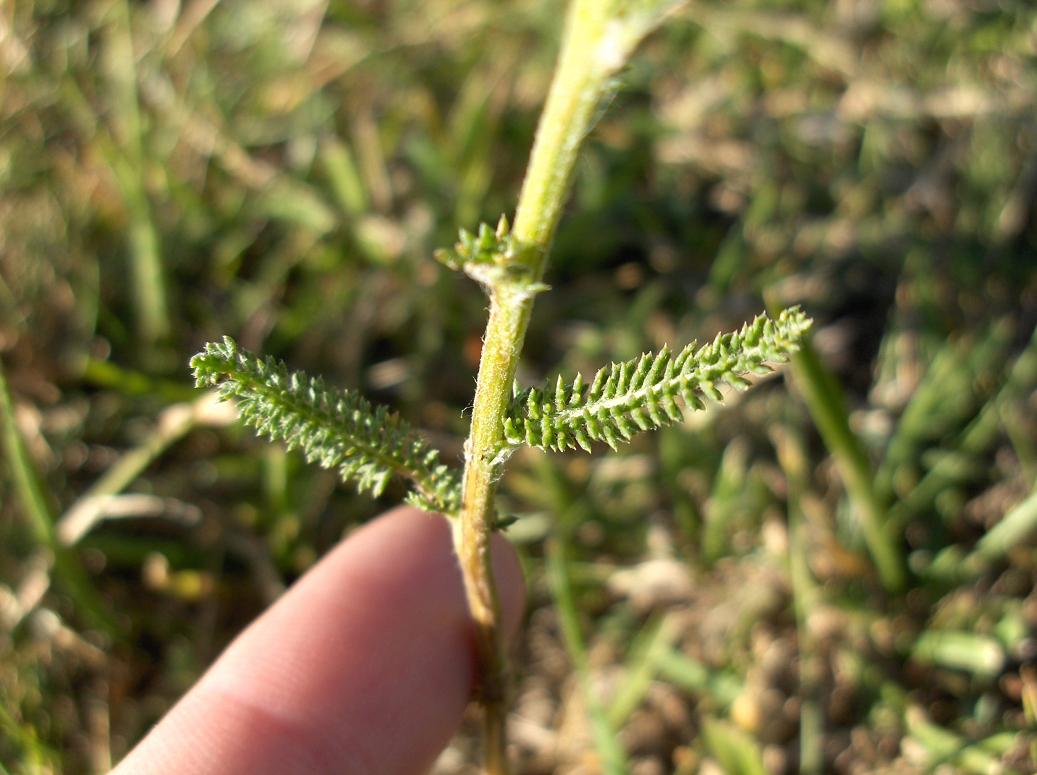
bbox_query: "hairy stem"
[455,2,669,771]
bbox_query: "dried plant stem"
[455,3,653,771]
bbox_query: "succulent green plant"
[189,1,812,772]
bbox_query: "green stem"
[790,338,906,593]
[0,364,121,638]
[772,423,824,774]
[106,0,169,344]
[970,482,1037,568]
[547,537,630,774]
[454,2,673,771]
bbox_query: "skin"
[112,507,525,775]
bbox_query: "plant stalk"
[0,364,121,638]
[454,2,659,771]
[789,338,906,593]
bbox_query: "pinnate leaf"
[503,307,811,452]
[191,337,461,514]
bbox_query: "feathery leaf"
[503,307,812,452]
[434,215,513,272]
[434,216,549,296]
[191,337,461,514]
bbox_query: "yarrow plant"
[191,337,461,515]
[191,1,811,772]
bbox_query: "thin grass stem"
[546,536,630,774]
[789,338,906,593]
[0,364,121,638]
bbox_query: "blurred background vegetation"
[1,0,1036,772]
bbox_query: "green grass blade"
[970,483,1037,567]
[911,630,1005,680]
[896,324,1037,519]
[877,323,1012,502]
[102,0,169,343]
[772,422,824,774]
[319,135,369,217]
[654,648,742,708]
[606,615,677,728]
[905,706,1023,775]
[546,537,630,774]
[701,717,767,775]
[0,364,120,638]
[790,337,906,592]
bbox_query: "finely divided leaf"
[191,337,461,514]
[503,307,811,452]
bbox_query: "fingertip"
[490,531,525,640]
[383,506,525,641]
[113,506,527,775]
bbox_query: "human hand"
[112,507,525,775]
